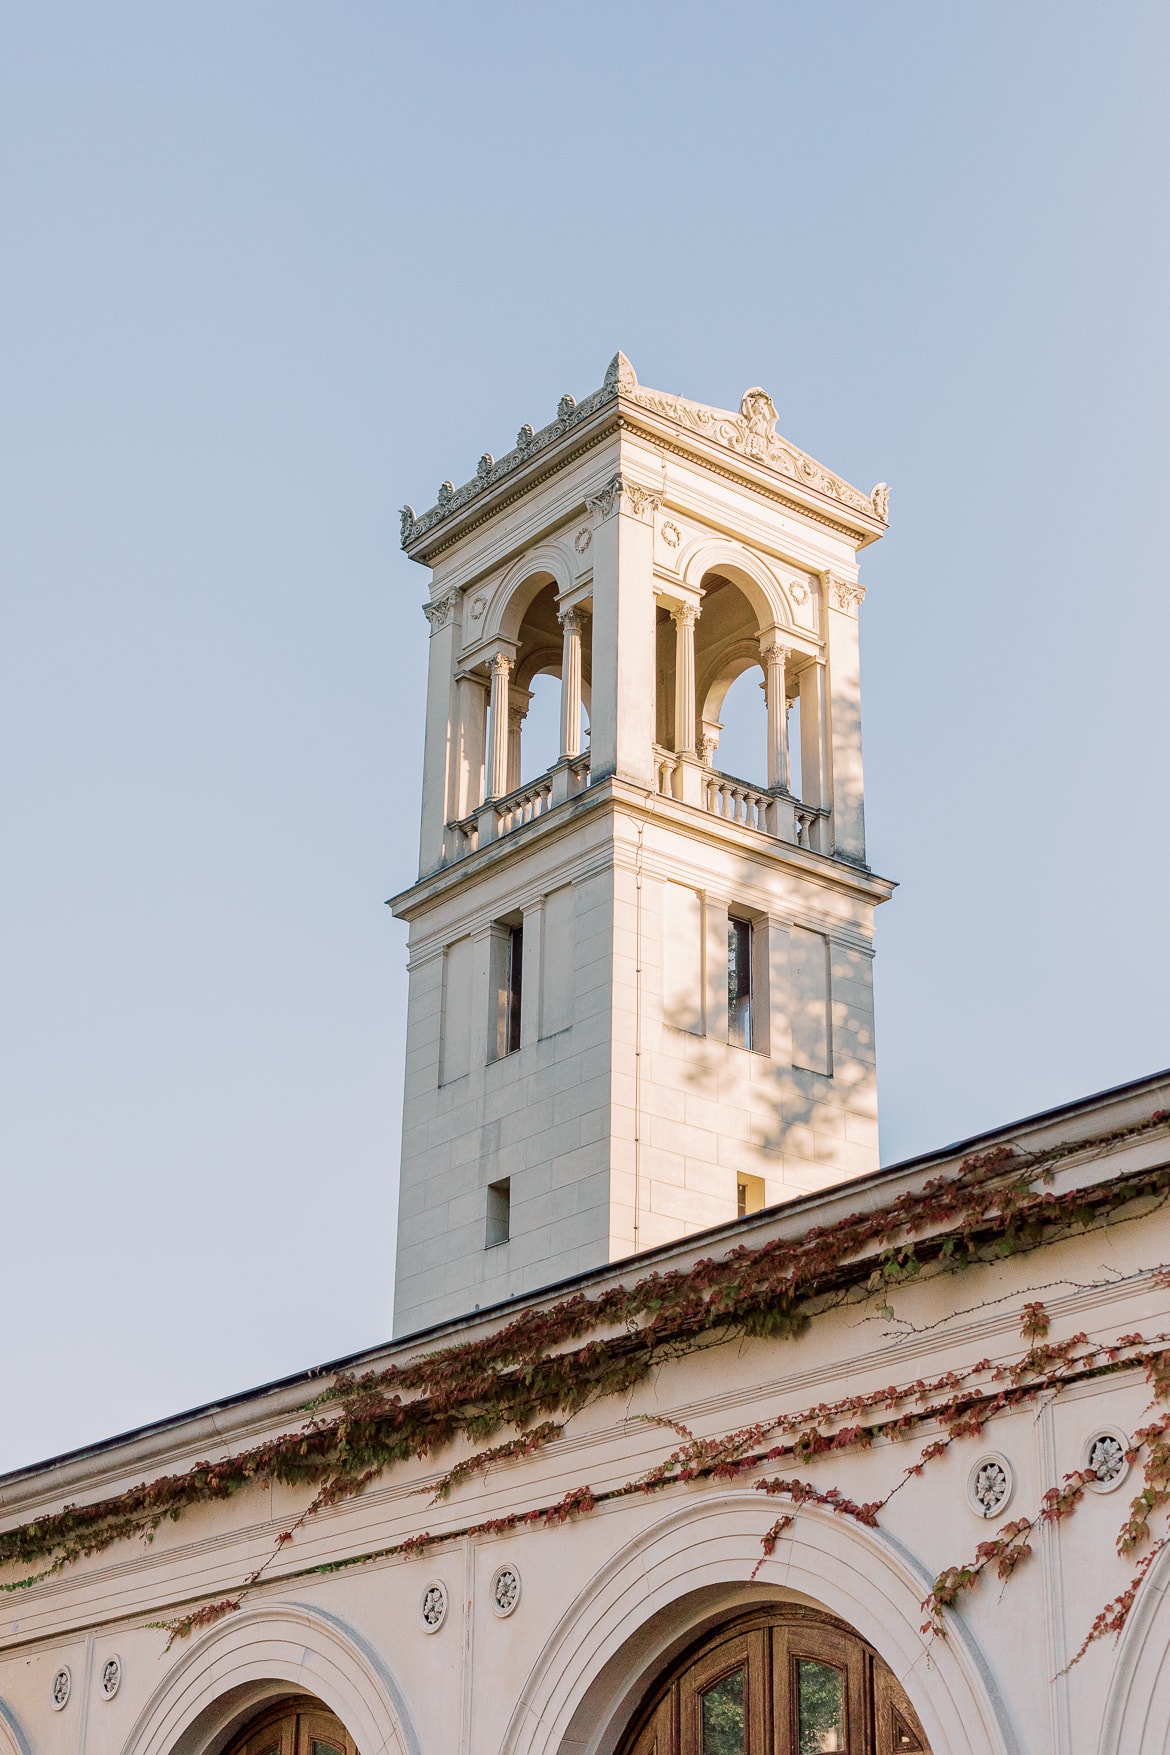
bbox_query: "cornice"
[401,354,889,564]
[388,775,896,924]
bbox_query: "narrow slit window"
[728,917,753,1050]
[486,1178,511,1247]
[507,924,523,1054]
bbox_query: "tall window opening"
[713,667,767,784]
[737,1173,765,1218]
[518,671,561,784]
[221,1697,360,1755]
[507,924,523,1053]
[486,1177,511,1247]
[728,917,753,1050]
[618,1606,930,1755]
[491,920,524,1059]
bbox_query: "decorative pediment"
[400,353,888,548]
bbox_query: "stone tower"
[390,355,894,1336]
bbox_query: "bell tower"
[390,355,894,1336]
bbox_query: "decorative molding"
[659,520,682,549]
[420,1581,448,1633]
[422,590,459,631]
[587,472,661,523]
[99,1657,122,1701]
[399,352,883,549]
[829,578,866,615]
[968,1453,1013,1519]
[50,1670,71,1712]
[1083,1428,1130,1492]
[490,1563,521,1618]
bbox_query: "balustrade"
[445,749,828,867]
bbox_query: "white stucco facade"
[2,1076,1169,1755]
[4,359,1169,1755]
[392,357,894,1336]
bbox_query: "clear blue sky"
[2,2,1167,1473]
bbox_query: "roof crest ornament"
[399,353,887,549]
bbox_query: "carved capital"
[760,639,792,667]
[558,605,586,636]
[489,650,513,679]
[587,472,662,524]
[422,589,458,631]
[670,601,700,629]
[829,578,866,615]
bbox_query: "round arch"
[1097,1543,1170,1755]
[0,1700,31,1755]
[487,543,578,646]
[498,1493,1017,1755]
[120,1602,419,1755]
[678,540,795,633]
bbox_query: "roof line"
[3,1063,1167,1491]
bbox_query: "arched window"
[222,1697,359,1755]
[619,1607,929,1755]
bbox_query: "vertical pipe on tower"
[762,639,791,792]
[672,603,699,754]
[559,607,583,760]
[487,652,512,799]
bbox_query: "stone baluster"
[559,607,584,759]
[486,652,512,800]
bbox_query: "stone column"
[507,690,531,795]
[761,639,791,792]
[486,651,512,800]
[671,603,699,754]
[558,606,584,760]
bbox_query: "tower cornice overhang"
[387,776,896,927]
[400,355,889,569]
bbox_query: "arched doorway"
[221,1697,359,1755]
[618,1607,929,1755]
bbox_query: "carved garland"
[2,1111,1168,1664]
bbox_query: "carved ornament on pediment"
[785,577,810,605]
[573,525,592,555]
[422,589,459,630]
[398,350,885,551]
[468,591,489,622]
[659,519,682,549]
[587,472,662,523]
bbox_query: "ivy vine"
[1,1109,1167,1660]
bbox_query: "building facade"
[2,363,1170,1755]
[393,356,893,1335]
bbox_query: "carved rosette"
[587,472,662,524]
[422,590,459,631]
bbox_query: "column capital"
[759,636,793,665]
[558,604,587,635]
[422,589,459,631]
[825,574,866,615]
[489,649,513,677]
[670,600,700,628]
[586,471,662,524]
